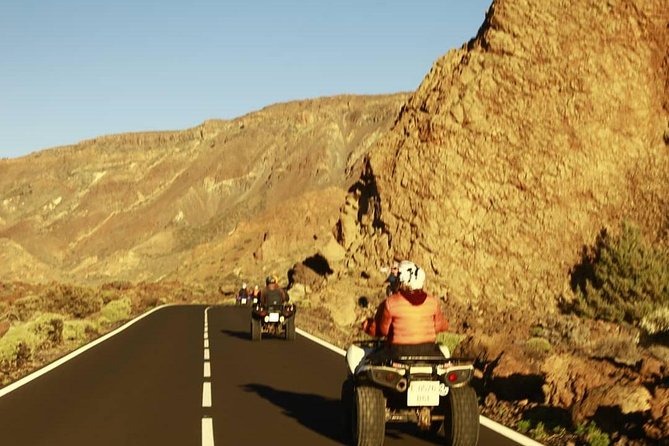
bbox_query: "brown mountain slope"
[339,0,669,309]
[0,94,407,283]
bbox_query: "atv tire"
[285,316,296,341]
[250,318,261,341]
[443,385,479,446]
[341,378,354,442]
[352,385,385,446]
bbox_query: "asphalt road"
[0,305,534,446]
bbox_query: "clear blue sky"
[0,0,492,159]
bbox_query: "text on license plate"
[407,381,440,407]
[269,313,280,322]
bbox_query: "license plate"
[268,313,280,322]
[407,381,440,407]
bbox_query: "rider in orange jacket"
[363,260,448,357]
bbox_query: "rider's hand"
[361,317,374,333]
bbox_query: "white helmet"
[397,260,425,290]
[242,283,247,289]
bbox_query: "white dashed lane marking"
[202,382,212,407]
[202,307,215,446]
[202,417,215,446]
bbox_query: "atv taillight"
[443,366,472,386]
[369,367,406,390]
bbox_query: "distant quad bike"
[250,302,296,341]
[342,340,479,446]
[236,295,250,306]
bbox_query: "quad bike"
[236,295,250,306]
[341,339,479,446]
[250,302,296,341]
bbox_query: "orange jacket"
[364,290,448,344]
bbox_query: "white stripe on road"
[202,382,212,407]
[204,361,211,378]
[202,417,215,446]
[204,348,210,360]
[295,328,346,355]
[0,304,174,399]
[204,339,209,348]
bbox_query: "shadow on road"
[242,383,345,444]
[220,329,251,340]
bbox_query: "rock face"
[341,0,669,308]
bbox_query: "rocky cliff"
[339,0,669,312]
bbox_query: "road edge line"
[0,304,174,398]
[295,327,545,446]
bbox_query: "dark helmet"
[265,275,278,285]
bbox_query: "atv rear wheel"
[352,385,385,446]
[443,385,479,446]
[285,316,296,341]
[250,318,261,341]
[341,378,354,442]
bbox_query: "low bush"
[0,313,64,382]
[42,284,103,318]
[31,313,64,346]
[436,332,464,354]
[9,295,44,321]
[0,325,39,377]
[99,297,132,325]
[576,422,610,446]
[525,337,552,358]
[63,319,99,343]
[640,307,669,336]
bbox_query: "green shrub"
[436,332,464,354]
[9,295,44,321]
[0,314,63,378]
[572,222,669,324]
[99,297,132,325]
[31,313,64,346]
[576,422,610,446]
[529,422,549,442]
[525,337,552,357]
[63,319,99,343]
[517,419,531,434]
[0,324,39,374]
[640,307,669,336]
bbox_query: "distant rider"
[250,284,261,304]
[261,275,289,307]
[385,262,400,296]
[363,260,448,358]
[237,283,249,304]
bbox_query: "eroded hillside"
[0,94,407,283]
